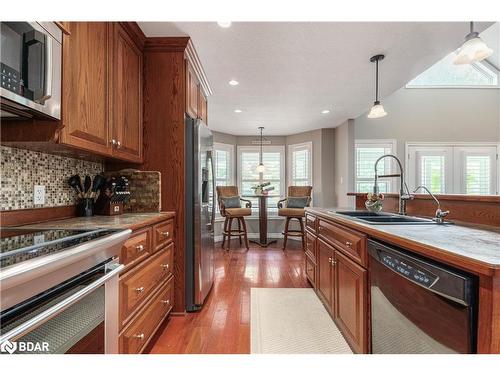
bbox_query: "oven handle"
[0,263,124,343]
[38,35,53,104]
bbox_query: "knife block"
[94,196,123,216]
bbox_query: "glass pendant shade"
[454,34,493,65]
[367,101,387,119]
[256,163,266,173]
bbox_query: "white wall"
[334,119,355,208]
[354,86,500,162]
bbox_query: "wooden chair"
[278,186,313,250]
[216,186,252,250]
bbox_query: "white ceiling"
[139,22,494,136]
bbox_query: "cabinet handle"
[161,263,169,270]
[116,140,122,149]
[135,244,145,252]
[345,241,353,248]
[110,139,117,146]
[135,286,145,293]
[161,231,170,238]
[133,333,145,340]
[328,257,332,264]
[161,299,170,305]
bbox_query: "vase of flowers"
[365,192,384,213]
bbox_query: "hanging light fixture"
[454,22,493,65]
[256,126,266,173]
[367,54,387,119]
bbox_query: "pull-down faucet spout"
[373,154,413,215]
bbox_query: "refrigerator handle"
[208,152,216,231]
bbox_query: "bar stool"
[278,186,313,250]
[216,186,252,250]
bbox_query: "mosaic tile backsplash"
[1,146,103,211]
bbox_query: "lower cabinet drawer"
[305,254,316,288]
[120,244,173,325]
[119,276,174,354]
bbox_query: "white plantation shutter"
[288,142,312,187]
[420,155,446,194]
[355,140,396,193]
[214,143,235,212]
[238,146,285,213]
[466,156,491,194]
[407,144,498,195]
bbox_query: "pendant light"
[454,22,493,65]
[367,54,387,119]
[256,127,266,173]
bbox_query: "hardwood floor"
[148,240,309,354]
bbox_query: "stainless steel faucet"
[413,185,450,224]
[373,154,413,215]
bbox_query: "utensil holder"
[77,198,94,217]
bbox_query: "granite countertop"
[306,207,500,271]
[18,212,175,232]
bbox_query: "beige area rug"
[251,288,353,354]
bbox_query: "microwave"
[0,22,62,120]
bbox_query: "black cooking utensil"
[68,175,83,198]
[83,175,91,197]
[91,174,106,198]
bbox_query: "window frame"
[354,139,398,194]
[405,142,499,195]
[214,142,236,187]
[287,141,313,187]
[405,55,500,89]
[237,145,286,214]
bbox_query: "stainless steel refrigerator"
[185,117,215,312]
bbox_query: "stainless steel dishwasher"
[368,239,477,354]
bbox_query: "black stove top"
[0,228,119,268]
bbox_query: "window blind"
[420,155,445,194]
[466,155,491,195]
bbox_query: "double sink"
[334,211,441,225]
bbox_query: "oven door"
[0,22,61,119]
[0,260,123,354]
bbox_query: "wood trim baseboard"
[0,205,77,227]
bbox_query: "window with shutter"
[407,143,498,195]
[288,142,312,187]
[214,143,235,212]
[355,140,397,193]
[238,146,285,213]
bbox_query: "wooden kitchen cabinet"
[118,216,175,353]
[60,22,112,156]
[317,238,335,314]
[59,22,143,162]
[186,61,199,119]
[307,212,369,353]
[111,23,143,162]
[334,250,368,354]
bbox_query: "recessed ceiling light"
[217,21,232,28]
[228,80,239,86]
[321,110,331,114]
[234,109,242,113]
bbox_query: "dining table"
[244,194,280,247]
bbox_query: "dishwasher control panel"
[381,253,438,288]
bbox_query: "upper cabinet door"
[60,22,111,155]
[185,61,199,119]
[111,24,143,163]
[198,89,208,124]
